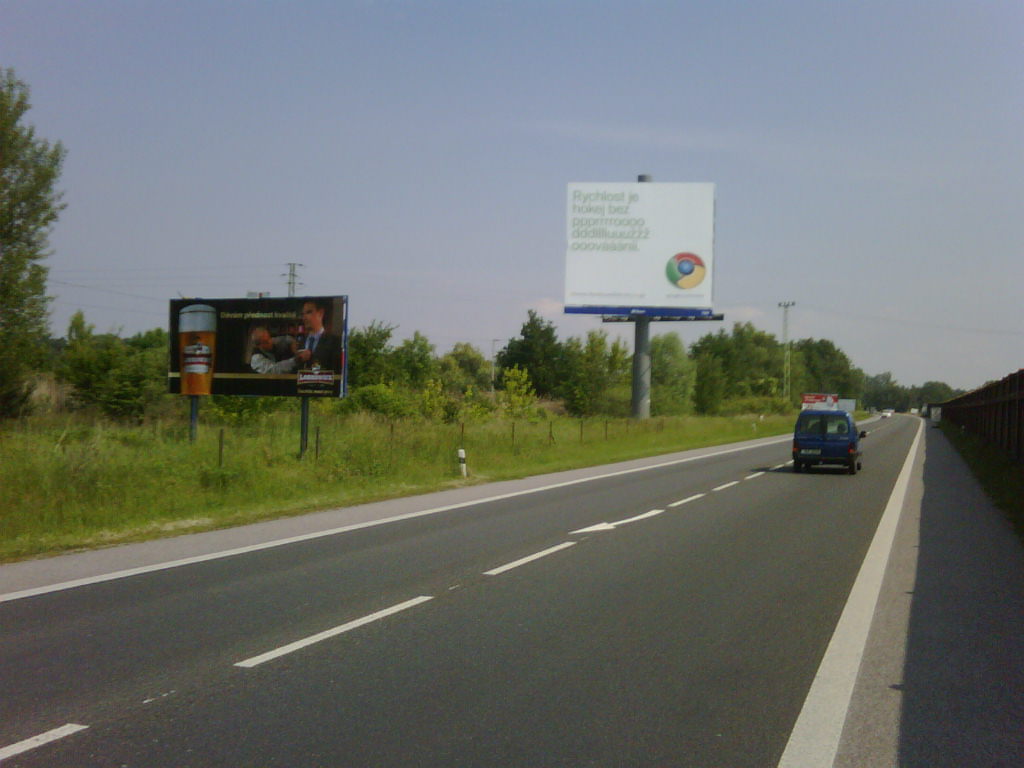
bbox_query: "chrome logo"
[665,252,706,289]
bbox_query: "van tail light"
[793,440,799,452]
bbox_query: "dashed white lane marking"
[483,542,576,576]
[712,481,740,492]
[234,596,434,668]
[667,495,708,507]
[0,724,89,761]
[745,472,765,480]
[570,522,616,534]
[570,509,664,535]
[141,690,175,705]
[613,509,664,526]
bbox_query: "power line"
[49,263,283,274]
[49,279,164,302]
[797,302,1024,337]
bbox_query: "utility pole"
[778,301,795,400]
[284,262,304,297]
[490,338,502,393]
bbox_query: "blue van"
[792,409,865,474]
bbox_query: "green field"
[0,410,794,562]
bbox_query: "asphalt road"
[0,417,921,767]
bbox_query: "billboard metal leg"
[299,396,310,458]
[189,396,199,443]
[631,317,651,420]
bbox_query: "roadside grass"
[0,411,794,562]
[939,420,1024,542]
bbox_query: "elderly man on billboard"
[249,327,298,374]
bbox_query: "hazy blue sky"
[5,0,1021,390]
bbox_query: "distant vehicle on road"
[792,409,866,475]
[881,409,894,418]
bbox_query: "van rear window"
[796,413,850,435]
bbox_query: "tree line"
[22,307,961,422]
[1,67,963,422]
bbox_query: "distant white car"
[882,409,894,418]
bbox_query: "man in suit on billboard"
[295,299,342,372]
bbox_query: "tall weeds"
[0,411,793,561]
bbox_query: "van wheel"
[848,461,857,475]
[794,461,802,473]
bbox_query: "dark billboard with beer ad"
[168,296,348,397]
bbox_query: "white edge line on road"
[234,595,434,669]
[0,724,89,760]
[2,436,792,604]
[668,493,706,508]
[483,542,576,576]
[712,481,740,492]
[777,418,924,768]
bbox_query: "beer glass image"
[179,304,217,395]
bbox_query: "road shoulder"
[836,420,1024,766]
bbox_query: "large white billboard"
[565,182,715,317]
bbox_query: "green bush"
[342,384,416,418]
[205,395,286,424]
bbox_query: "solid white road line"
[483,542,576,576]
[668,493,706,508]
[777,418,924,768]
[712,481,740,492]
[0,724,89,760]
[234,596,434,668]
[1,435,792,603]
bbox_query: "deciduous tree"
[0,69,66,414]
[650,333,695,415]
[57,312,166,420]
[496,310,564,397]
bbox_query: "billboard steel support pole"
[189,396,199,443]
[631,317,652,419]
[631,174,653,420]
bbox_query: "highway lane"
[1,416,920,766]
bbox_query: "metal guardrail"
[937,369,1024,463]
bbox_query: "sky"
[4,0,1022,391]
